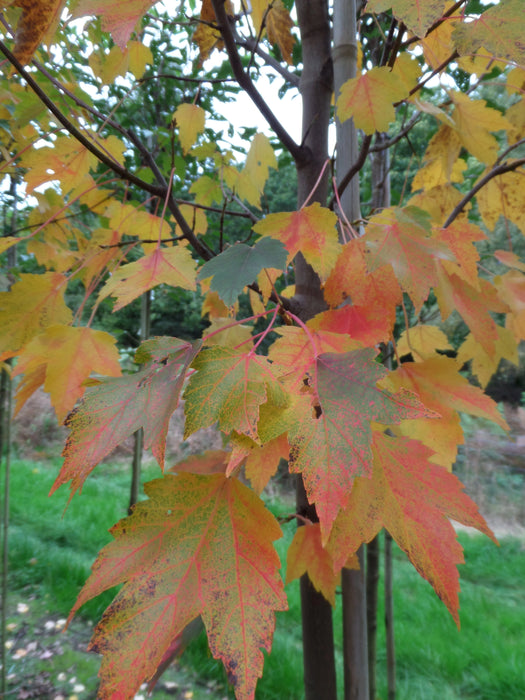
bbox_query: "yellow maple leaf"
[99,245,197,310]
[236,133,277,208]
[392,52,421,93]
[408,183,468,226]
[174,104,206,155]
[367,0,446,38]
[0,272,72,360]
[457,327,518,389]
[337,66,408,135]
[397,325,452,361]
[476,168,525,231]
[204,318,253,349]
[192,0,233,63]
[412,125,465,192]
[420,16,454,70]
[450,91,510,165]
[12,325,121,422]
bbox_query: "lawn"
[3,457,525,699]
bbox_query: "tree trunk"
[333,1,370,698]
[294,2,337,699]
[385,531,396,700]
[366,537,380,700]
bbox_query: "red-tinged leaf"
[12,325,121,423]
[288,349,434,539]
[69,473,287,700]
[435,269,506,355]
[328,434,497,625]
[367,0,446,38]
[495,249,525,272]
[169,449,230,475]
[267,325,357,392]
[388,356,508,430]
[286,524,339,606]
[0,273,72,361]
[99,245,197,310]
[71,0,157,49]
[364,206,453,311]
[183,346,287,440]
[245,433,290,495]
[337,66,408,135]
[253,203,341,282]
[433,221,485,289]
[147,617,204,693]
[452,0,525,65]
[10,0,65,64]
[309,304,394,346]
[52,337,200,499]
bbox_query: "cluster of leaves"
[1,1,525,699]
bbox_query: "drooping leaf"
[12,325,121,423]
[52,337,201,499]
[0,272,72,360]
[457,327,518,389]
[328,433,497,626]
[286,524,339,606]
[367,0,446,38]
[174,103,206,154]
[69,473,287,700]
[288,349,434,538]
[337,66,408,135]
[99,245,197,311]
[71,0,157,49]
[450,92,510,165]
[364,206,453,310]
[452,0,525,65]
[236,133,277,207]
[183,346,286,439]
[197,237,287,306]
[265,0,295,64]
[9,0,65,64]
[254,203,340,282]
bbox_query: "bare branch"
[329,135,373,209]
[237,36,300,87]
[444,158,525,228]
[210,0,307,163]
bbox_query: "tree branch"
[237,36,300,87]
[444,158,525,228]
[210,0,307,163]
[329,135,372,209]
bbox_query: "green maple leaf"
[197,237,287,306]
[68,473,287,700]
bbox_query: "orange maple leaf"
[12,325,121,423]
[68,473,287,700]
[286,523,340,606]
[9,0,65,64]
[254,203,340,282]
[328,433,497,626]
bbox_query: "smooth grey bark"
[294,2,337,699]
[333,1,370,698]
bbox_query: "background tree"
[1,1,525,699]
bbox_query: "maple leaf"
[197,237,287,306]
[9,0,65,64]
[254,203,340,282]
[286,523,339,606]
[18,136,97,193]
[327,433,497,626]
[288,349,433,539]
[266,0,295,64]
[71,0,157,49]
[364,206,453,311]
[452,0,525,65]
[476,168,525,232]
[433,221,485,290]
[457,327,518,389]
[193,0,233,63]
[0,236,20,255]
[12,325,121,423]
[183,346,286,439]
[0,272,72,361]
[99,245,197,311]
[174,103,206,154]
[450,92,510,165]
[309,305,393,346]
[367,0,446,38]
[235,133,277,208]
[337,66,408,135]
[411,126,465,191]
[69,473,287,700]
[244,433,290,494]
[169,449,230,475]
[52,337,201,500]
[396,324,452,361]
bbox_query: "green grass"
[4,459,525,699]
